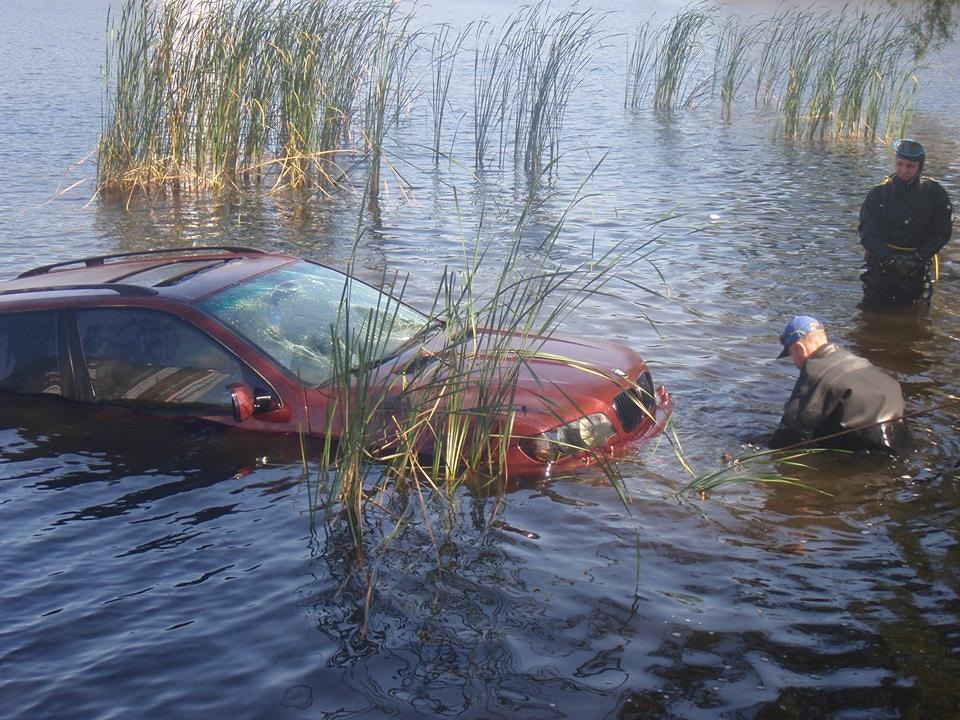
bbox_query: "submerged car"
[0,247,671,477]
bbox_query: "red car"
[0,247,671,477]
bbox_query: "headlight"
[520,413,617,463]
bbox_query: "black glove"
[891,253,924,277]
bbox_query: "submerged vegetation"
[676,447,835,499]
[98,0,932,199]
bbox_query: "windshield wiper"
[352,318,446,372]
[394,323,478,376]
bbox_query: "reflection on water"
[850,303,939,378]
[1,0,959,717]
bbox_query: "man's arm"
[768,382,808,449]
[858,185,892,260]
[768,421,803,449]
[919,181,953,259]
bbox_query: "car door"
[73,307,273,417]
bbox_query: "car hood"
[382,328,650,429]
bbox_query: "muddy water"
[1,1,959,718]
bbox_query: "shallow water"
[1,1,959,718]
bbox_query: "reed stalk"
[361,3,417,212]
[625,20,656,110]
[712,16,754,121]
[805,13,860,139]
[469,2,603,174]
[775,12,821,138]
[511,4,605,174]
[651,5,711,112]
[428,23,471,164]
[471,16,520,169]
[752,8,793,107]
[620,3,923,142]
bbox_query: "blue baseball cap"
[777,315,824,358]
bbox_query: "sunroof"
[118,259,229,287]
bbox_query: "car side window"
[76,308,257,414]
[0,312,61,395]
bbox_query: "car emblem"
[612,368,627,378]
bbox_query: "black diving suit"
[769,343,909,452]
[858,173,953,304]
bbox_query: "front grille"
[612,371,657,432]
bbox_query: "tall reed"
[712,16,754,121]
[752,7,795,107]
[361,3,417,212]
[471,16,520,170]
[98,0,415,197]
[469,2,604,174]
[652,5,712,111]
[625,20,656,110]
[509,4,606,174]
[626,3,924,141]
[317,171,664,543]
[428,23,472,164]
[778,12,825,139]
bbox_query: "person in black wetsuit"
[769,315,910,452]
[858,138,953,304]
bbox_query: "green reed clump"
[760,6,917,140]
[712,16,754,121]
[626,4,718,113]
[778,12,828,139]
[803,14,849,139]
[626,3,923,141]
[509,4,606,174]
[98,0,414,198]
[752,7,798,107]
[652,5,712,111]
[98,0,177,195]
[471,15,518,170]
[316,175,665,542]
[469,2,604,173]
[317,260,416,541]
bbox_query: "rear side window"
[76,308,258,414]
[0,312,61,395]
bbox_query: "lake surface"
[1,0,959,718]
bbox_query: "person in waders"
[858,138,953,305]
[769,315,910,452]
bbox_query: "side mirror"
[228,383,255,422]
[228,383,280,422]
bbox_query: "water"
[1,1,959,718]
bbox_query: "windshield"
[198,261,431,386]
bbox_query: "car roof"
[0,247,301,305]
